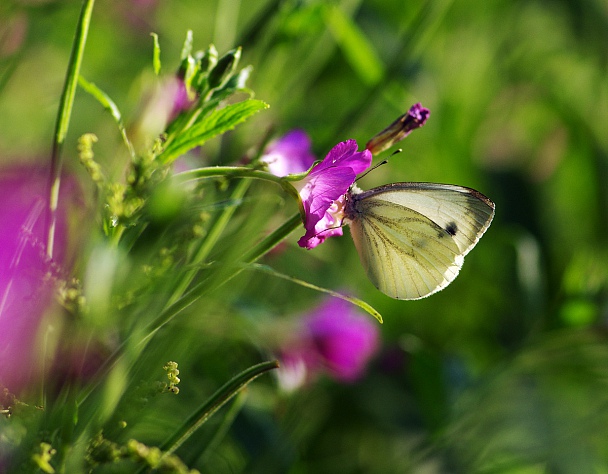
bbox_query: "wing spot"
[445,222,458,236]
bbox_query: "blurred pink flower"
[296,140,371,249]
[0,166,74,393]
[277,298,380,391]
[260,129,316,177]
[122,0,159,31]
[132,77,197,147]
[168,77,197,123]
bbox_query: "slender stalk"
[46,0,96,259]
[77,211,302,407]
[175,166,302,204]
[194,389,247,465]
[144,211,302,340]
[160,360,279,456]
[166,178,251,307]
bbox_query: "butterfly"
[343,182,495,300]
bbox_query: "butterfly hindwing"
[346,183,494,300]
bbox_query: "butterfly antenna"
[356,149,402,182]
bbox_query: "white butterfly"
[344,182,495,300]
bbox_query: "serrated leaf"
[160,99,269,164]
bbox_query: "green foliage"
[160,99,269,164]
[1,0,607,473]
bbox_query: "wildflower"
[277,298,380,391]
[0,166,74,393]
[296,140,371,249]
[365,103,430,155]
[260,129,316,177]
[261,132,371,249]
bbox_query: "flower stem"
[46,0,96,259]
[145,211,302,339]
[175,166,302,204]
[77,212,302,408]
[166,178,252,307]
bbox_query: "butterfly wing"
[347,183,494,300]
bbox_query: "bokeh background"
[2,0,608,472]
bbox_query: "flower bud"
[365,103,430,155]
[207,47,241,90]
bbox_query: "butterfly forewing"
[346,182,495,300]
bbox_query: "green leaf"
[47,0,95,260]
[150,32,161,75]
[181,55,197,94]
[322,4,385,86]
[159,99,269,164]
[199,44,219,73]
[180,29,193,61]
[250,263,384,323]
[158,361,279,456]
[210,65,253,99]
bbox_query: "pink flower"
[260,132,371,249]
[0,166,74,393]
[169,77,197,123]
[297,140,371,249]
[260,129,316,177]
[277,298,380,390]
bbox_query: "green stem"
[243,211,302,262]
[175,166,302,204]
[159,360,279,456]
[194,389,247,465]
[77,212,302,408]
[144,211,302,340]
[166,178,251,307]
[46,0,96,259]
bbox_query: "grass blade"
[46,0,96,258]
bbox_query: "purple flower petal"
[297,140,371,249]
[261,129,316,177]
[305,298,379,382]
[277,297,380,389]
[313,139,371,175]
[0,166,76,393]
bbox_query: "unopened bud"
[365,103,430,155]
[208,47,241,90]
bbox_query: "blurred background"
[1,0,608,472]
